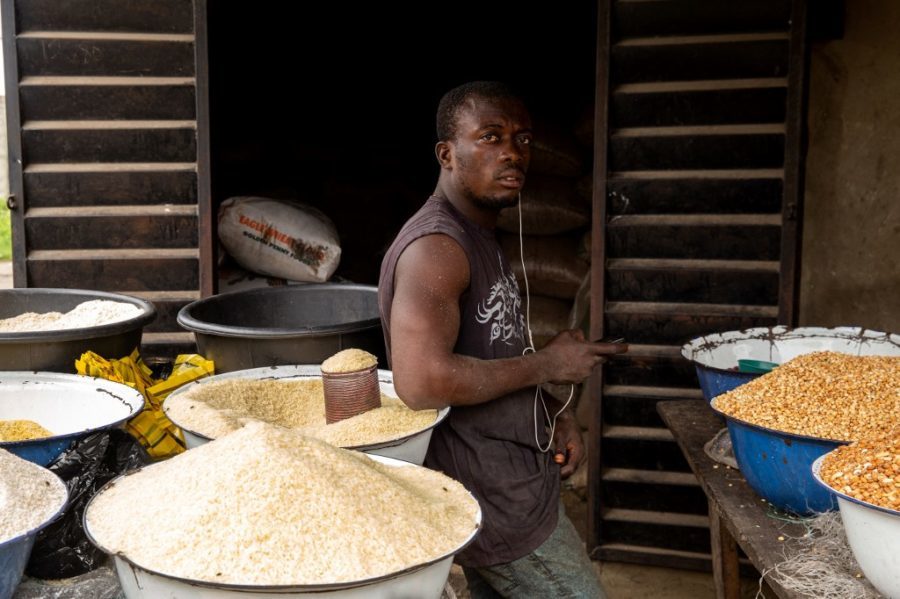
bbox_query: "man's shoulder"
[399,196,465,234]
[386,223,471,305]
[401,232,468,263]
[388,198,470,256]
[380,198,471,289]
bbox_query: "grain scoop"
[320,349,382,423]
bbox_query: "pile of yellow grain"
[0,420,54,442]
[166,377,436,446]
[821,433,900,512]
[86,421,479,585]
[713,351,900,441]
[321,348,378,374]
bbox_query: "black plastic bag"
[25,429,150,579]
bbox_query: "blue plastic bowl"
[682,325,900,403]
[692,366,759,403]
[710,399,846,514]
[0,468,67,599]
[0,372,146,466]
[0,437,75,467]
[1,530,45,599]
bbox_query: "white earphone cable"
[516,192,575,453]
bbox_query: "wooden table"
[657,400,808,599]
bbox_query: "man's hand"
[552,410,584,479]
[390,235,627,409]
[538,329,628,385]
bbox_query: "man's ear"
[435,141,453,169]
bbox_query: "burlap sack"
[500,233,589,299]
[497,175,589,235]
[530,126,584,177]
[523,295,572,349]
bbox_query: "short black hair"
[436,81,524,142]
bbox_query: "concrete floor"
[1,260,11,289]
[565,484,762,599]
[444,478,764,599]
[449,560,763,599]
[600,562,761,599]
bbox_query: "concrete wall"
[800,1,900,332]
[0,96,8,199]
[1,8,7,198]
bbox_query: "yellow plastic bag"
[76,350,214,459]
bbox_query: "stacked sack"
[498,123,591,349]
[498,121,595,487]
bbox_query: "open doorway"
[206,2,598,285]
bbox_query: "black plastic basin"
[177,284,385,373]
[0,289,156,372]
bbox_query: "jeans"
[463,502,607,598]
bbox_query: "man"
[378,81,623,597]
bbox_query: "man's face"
[445,97,532,211]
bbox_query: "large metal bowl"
[165,365,448,465]
[0,459,68,599]
[812,455,900,598]
[85,454,481,599]
[0,288,156,372]
[177,284,384,373]
[0,372,146,465]
[710,398,845,514]
[682,326,900,402]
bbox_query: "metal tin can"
[321,365,381,424]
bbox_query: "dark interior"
[207,2,598,284]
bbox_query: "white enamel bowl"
[165,364,448,465]
[0,372,146,465]
[812,455,900,598]
[85,453,481,599]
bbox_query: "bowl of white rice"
[0,448,69,598]
[84,421,480,599]
[164,364,449,465]
[0,288,156,372]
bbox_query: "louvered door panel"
[589,0,807,569]
[2,0,211,354]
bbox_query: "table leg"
[709,498,741,599]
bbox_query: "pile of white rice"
[165,377,437,446]
[0,300,141,333]
[0,448,67,543]
[321,348,378,373]
[85,421,479,585]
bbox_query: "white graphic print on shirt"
[475,253,526,345]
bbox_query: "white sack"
[218,197,341,282]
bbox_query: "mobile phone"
[595,336,628,355]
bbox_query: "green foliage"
[0,201,11,261]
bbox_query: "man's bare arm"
[389,234,622,410]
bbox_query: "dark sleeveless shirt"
[378,196,558,567]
